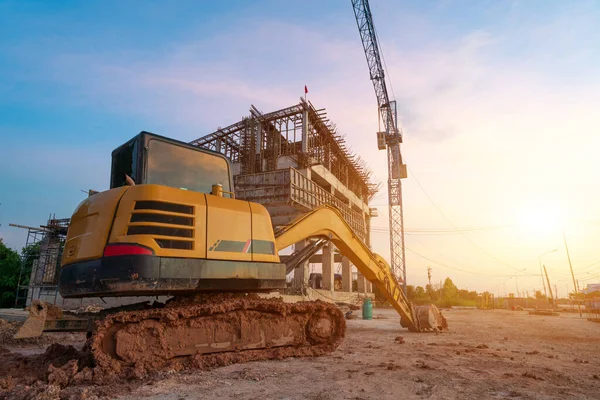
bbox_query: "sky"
[1,0,600,296]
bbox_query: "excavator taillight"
[103,244,154,257]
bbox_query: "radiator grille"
[130,213,194,226]
[129,201,195,250]
[155,239,194,250]
[134,201,194,215]
[127,225,193,238]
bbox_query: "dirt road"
[2,307,599,399]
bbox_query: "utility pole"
[538,249,556,298]
[563,232,582,317]
[427,266,432,286]
[543,265,555,307]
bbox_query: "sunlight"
[517,203,563,236]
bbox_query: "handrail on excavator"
[274,204,447,332]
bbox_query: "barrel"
[362,298,373,320]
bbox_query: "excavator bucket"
[13,300,51,339]
[13,300,91,339]
[414,305,448,331]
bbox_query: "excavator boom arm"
[276,205,426,331]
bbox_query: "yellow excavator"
[15,131,446,372]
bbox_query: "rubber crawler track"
[90,295,346,375]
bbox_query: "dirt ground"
[1,307,599,399]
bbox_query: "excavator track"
[90,294,345,373]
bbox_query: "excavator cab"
[109,131,233,196]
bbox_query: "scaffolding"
[191,98,378,203]
[12,216,70,307]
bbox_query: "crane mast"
[351,0,407,292]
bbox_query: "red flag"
[304,85,308,94]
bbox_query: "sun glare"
[517,204,563,235]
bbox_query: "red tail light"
[103,244,154,257]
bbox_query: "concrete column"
[342,257,352,292]
[256,124,263,154]
[357,271,367,293]
[365,214,371,248]
[293,240,309,289]
[322,244,335,291]
[364,212,372,293]
[301,110,308,153]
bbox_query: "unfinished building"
[192,98,379,301]
[12,217,70,307]
[12,215,169,310]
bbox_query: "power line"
[373,229,513,278]
[405,246,535,278]
[404,163,522,271]
[406,233,497,275]
[371,225,513,235]
[579,273,600,282]
[372,226,526,278]
[572,259,600,272]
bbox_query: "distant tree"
[20,242,40,286]
[534,290,546,299]
[406,285,416,301]
[414,286,426,298]
[374,274,501,308]
[0,239,22,307]
[425,284,438,302]
[0,240,40,308]
[442,277,458,300]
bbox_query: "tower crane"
[352,0,408,292]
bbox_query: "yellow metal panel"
[109,184,207,258]
[249,203,280,263]
[206,195,252,262]
[61,187,128,266]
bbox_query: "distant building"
[583,283,600,294]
